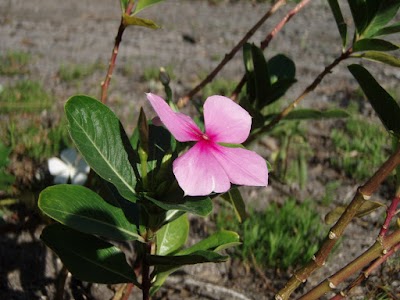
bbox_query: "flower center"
[201,133,209,141]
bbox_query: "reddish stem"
[231,0,311,101]
[379,196,400,239]
[100,1,136,103]
[177,0,286,108]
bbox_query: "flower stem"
[100,0,136,103]
[177,0,286,108]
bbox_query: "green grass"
[215,198,325,270]
[0,51,31,75]
[0,80,52,113]
[58,61,105,82]
[330,117,390,181]
[142,65,175,82]
[202,78,237,98]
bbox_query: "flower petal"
[211,144,268,187]
[203,95,251,144]
[147,93,202,142]
[71,172,88,185]
[48,157,68,176]
[60,148,78,165]
[173,141,230,196]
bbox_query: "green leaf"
[348,0,368,34]
[353,51,400,67]
[156,214,189,255]
[282,108,350,120]
[373,22,400,36]
[148,250,228,266]
[65,95,138,203]
[328,0,347,48]
[362,0,400,38]
[243,43,257,103]
[145,195,213,216]
[178,230,240,255]
[353,38,399,52]
[325,200,385,225]
[41,224,139,285]
[150,230,239,295]
[251,45,271,108]
[134,0,165,15]
[348,64,400,136]
[39,185,141,241]
[123,14,160,29]
[221,189,247,223]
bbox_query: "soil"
[1,0,400,299]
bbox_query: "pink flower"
[146,93,268,196]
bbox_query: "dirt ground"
[1,0,400,299]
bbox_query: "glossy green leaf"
[150,230,239,295]
[348,0,367,34]
[251,44,271,108]
[373,22,400,37]
[353,38,399,52]
[65,95,138,202]
[348,64,400,136]
[156,214,189,255]
[362,0,400,38]
[134,0,164,15]
[268,54,296,82]
[178,230,240,255]
[325,200,385,225]
[120,0,129,12]
[221,189,247,223]
[39,185,141,241]
[328,0,347,48]
[243,43,257,103]
[148,250,227,266]
[41,224,139,285]
[123,14,160,29]
[281,108,349,120]
[145,195,213,216]
[353,51,400,67]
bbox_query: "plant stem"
[378,196,400,239]
[177,0,287,108]
[231,0,311,101]
[299,230,400,299]
[100,1,136,103]
[275,145,400,300]
[245,48,352,145]
[329,242,400,300]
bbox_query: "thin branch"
[329,242,400,300]
[245,48,352,145]
[275,145,400,300]
[378,196,400,239]
[231,0,312,101]
[100,1,136,103]
[298,231,400,300]
[177,0,287,108]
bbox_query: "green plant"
[58,61,105,82]
[0,141,15,193]
[142,65,175,82]
[0,51,31,75]
[202,78,238,98]
[215,198,325,270]
[0,80,52,113]
[330,116,390,181]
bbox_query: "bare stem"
[275,145,400,300]
[298,230,400,300]
[177,0,287,108]
[329,242,400,300]
[245,48,352,145]
[100,1,136,103]
[378,196,400,239]
[231,0,311,101]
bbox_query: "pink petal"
[147,93,202,142]
[203,95,251,144]
[173,141,230,196]
[211,144,268,187]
